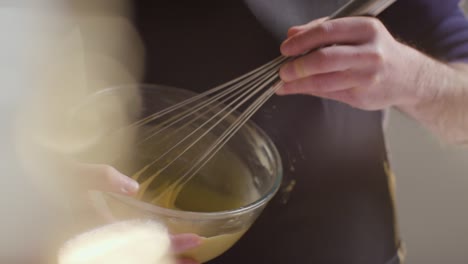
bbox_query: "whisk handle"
[329,0,397,19]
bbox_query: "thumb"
[170,233,202,254]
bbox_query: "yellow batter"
[130,149,258,263]
[181,231,247,263]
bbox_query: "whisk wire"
[132,56,286,129]
[137,56,286,145]
[139,64,282,179]
[156,80,283,201]
[131,54,291,204]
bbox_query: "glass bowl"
[85,84,282,263]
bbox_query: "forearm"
[277,16,468,145]
[398,56,468,144]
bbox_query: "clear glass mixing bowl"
[86,84,282,263]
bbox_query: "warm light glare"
[0,0,145,262]
[58,220,174,264]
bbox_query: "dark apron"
[133,1,402,263]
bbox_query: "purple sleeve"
[379,0,468,63]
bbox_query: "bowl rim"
[99,83,283,220]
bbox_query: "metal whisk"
[131,0,397,203]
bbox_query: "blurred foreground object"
[58,220,174,264]
[15,0,144,205]
[0,0,145,262]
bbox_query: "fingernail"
[280,41,290,55]
[121,177,139,194]
[279,63,294,83]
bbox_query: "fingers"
[279,45,374,82]
[75,163,139,195]
[170,233,202,254]
[286,17,328,38]
[278,71,353,95]
[277,17,395,110]
[278,67,377,95]
[277,66,382,111]
[287,26,303,38]
[281,17,383,56]
[171,233,202,264]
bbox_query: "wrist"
[395,49,447,112]
[395,54,468,143]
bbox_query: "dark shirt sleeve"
[379,0,468,63]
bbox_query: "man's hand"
[278,17,468,144]
[277,17,432,110]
